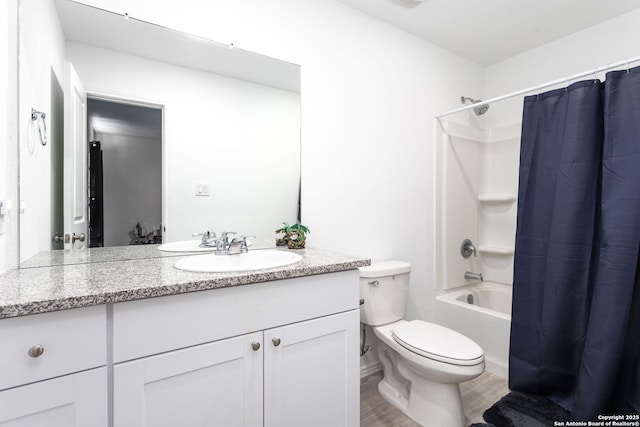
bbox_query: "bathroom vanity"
[0,248,369,427]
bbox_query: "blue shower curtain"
[510,68,640,418]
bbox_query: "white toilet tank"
[359,261,411,326]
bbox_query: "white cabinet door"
[0,367,107,427]
[114,332,263,427]
[264,310,360,427]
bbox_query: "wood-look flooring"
[360,370,509,427]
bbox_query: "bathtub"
[434,282,512,378]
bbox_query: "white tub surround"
[439,281,511,317]
[435,120,520,291]
[435,282,512,378]
[0,248,368,426]
[434,115,519,380]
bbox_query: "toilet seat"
[392,320,484,366]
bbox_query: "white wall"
[433,7,640,290]
[485,8,640,124]
[478,8,640,282]
[18,0,66,262]
[67,42,301,246]
[74,0,485,324]
[5,0,637,372]
[95,133,162,247]
[0,0,19,274]
[7,0,487,325]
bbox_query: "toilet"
[360,261,485,427]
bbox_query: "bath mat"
[470,391,571,427]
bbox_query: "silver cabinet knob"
[251,341,261,351]
[272,337,281,347]
[27,344,45,358]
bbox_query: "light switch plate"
[195,183,210,197]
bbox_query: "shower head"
[460,96,490,116]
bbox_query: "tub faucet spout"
[464,271,483,281]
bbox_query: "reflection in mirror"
[87,99,163,248]
[18,0,301,267]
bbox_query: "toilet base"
[377,375,466,427]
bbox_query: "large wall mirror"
[19,0,301,267]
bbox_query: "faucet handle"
[230,235,254,253]
[220,231,237,242]
[193,230,217,245]
[192,230,216,238]
[461,239,477,258]
[240,235,255,251]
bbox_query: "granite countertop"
[0,247,370,319]
[18,239,277,269]
[18,244,186,269]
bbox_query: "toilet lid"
[392,321,484,366]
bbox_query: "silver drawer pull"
[27,344,45,358]
[368,280,379,287]
[251,341,261,351]
[272,337,281,347]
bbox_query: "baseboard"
[360,361,383,378]
[485,357,508,379]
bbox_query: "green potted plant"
[275,222,310,249]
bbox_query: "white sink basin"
[174,250,303,273]
[158,239,251,253]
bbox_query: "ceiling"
[88,99,162,140]
[338,0,640,66]
[55,0,300,92]
[57,0,300,142]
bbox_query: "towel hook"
[31,108,47,146]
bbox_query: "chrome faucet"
[193,230,217,247]
[227,236,254,255]
[215,231,236,254]
[464,271,483,281]
[193,230,253,255]
[215,232,254,255]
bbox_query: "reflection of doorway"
[87,98,162,248]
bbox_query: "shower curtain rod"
[435,54,640,119]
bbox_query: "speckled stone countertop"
[19,244,186,269]
[19,239,276,269]
[0,247,370,319]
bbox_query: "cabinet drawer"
[0,367,108,426]
[0,305,106,390]
[113,270,359,362]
